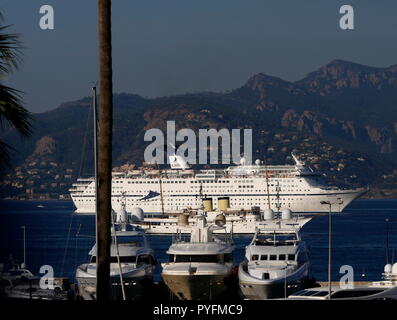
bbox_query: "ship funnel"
[177,214,189,226]
[203,198,213,212]
[217,197,230,211]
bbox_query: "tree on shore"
[96,0,113,300]
[0,13,32,170]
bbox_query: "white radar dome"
[130,207,144,223]
[384,264,393,274]
[392,263,397,275]
[263,208,275,220]
[281,208,293,220]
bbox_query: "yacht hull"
[238,261,312,300]
[76,275,153,300]
[161,273,234,300]
[76,264,154,300]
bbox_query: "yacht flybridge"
[238,209,313,299]
[161,216,235,300]
[70,153,366,214]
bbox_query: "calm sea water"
[0,199,396,283]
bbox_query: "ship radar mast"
[291,152,305,167]
[168,143,190,170]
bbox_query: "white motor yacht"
[75,204,156,300]
[76,229,156,300]
[238,209,313,299]
[286,262,397,300]
[161,215,235,300]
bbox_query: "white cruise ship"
[70,153,365,214]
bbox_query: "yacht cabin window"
[90,256,137,263]
[137,254,156,266]
[170,254,230,263]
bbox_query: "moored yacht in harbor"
[75,204,156,300]
[134,198,313,235]
[285,263,397,300]
[238,209,313,299]
[161,215,235,300]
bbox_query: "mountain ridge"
[1,60,397,199]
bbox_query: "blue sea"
[0,199,396,284]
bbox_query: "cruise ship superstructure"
[70,154,365,214]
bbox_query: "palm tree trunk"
[96,0,113,301]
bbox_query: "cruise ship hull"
[72,188,365,215]
[70,157,366,214]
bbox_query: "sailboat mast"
[93,86,99,222]
[158,164,165,215]
[264,160,271,209]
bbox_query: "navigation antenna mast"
[264,160,271,209]
[275,181,281,215]
[92,86,99,232]
[157,163,165,215]
[386,218,390,264]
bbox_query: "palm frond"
[0,138,13,171]
[0,11,32,171]
[0,84,32,136]
[0,24,22,77]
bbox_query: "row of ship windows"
[251,254,295,261]
[110,180,305,186]
[111,180,275,184]
[76,198,304,202]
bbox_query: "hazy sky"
[1,0,397,113]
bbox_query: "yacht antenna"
[275,181,281,215]
[92,86,102,293]
[93,85,99,237]
[111,212,126,300]
[157,162,165,215]
[264,160,271,209]
[21,225,26,269]
[199,182,204,206]
[386,218,390,264]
